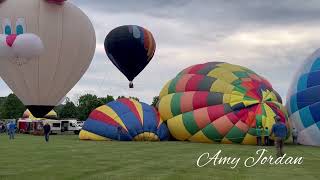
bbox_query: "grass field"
[0,134,319,180]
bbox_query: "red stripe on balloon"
[226,112,239,124]
[152,107,161,128]
[176,74,193,92]
[89,109,119,126]
[143,29,149,50]
[185,75,204,91]
[207,105,226,122]
[193,107,211,129]
[188,63,206,74]
[180,92,195,113]
[192,91,209,110]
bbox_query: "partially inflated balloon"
[79,98,169,141]
[287,49,320,146]
[104,25,156,88]
[0,0,96,117]
[158,62,289,144]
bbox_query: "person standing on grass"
[117,126,123,141]
[270,116,288,157]
[43,123,51,142]
[292,128,298,145]
[8,121,16,140]
[256,126,262,146]
[264,127,270,146]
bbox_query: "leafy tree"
[99,95,115,104]
[77,94,104,121]
[151,96,159,108]
[117,96,140,102]
[58,98,78,119]
[0,96,7,118]
[54,104,64,118]
[1,94,25,119]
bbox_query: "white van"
[44,119,82,134]
[60,119,82,134]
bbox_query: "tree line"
[0,93,153,121]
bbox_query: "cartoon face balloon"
[0,0,96,117]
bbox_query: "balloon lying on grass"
[104,25,156,88]
[287,49,320,146]
[79,98,169,141]
[158,62,290,145]
[0,0,96,117]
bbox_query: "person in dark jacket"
[270,116,288,157]
[43,123,51,142]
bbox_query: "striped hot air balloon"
[79,98,169,141]
[158,62,289,145]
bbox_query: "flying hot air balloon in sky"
[104,25,156,88]
[0,0,96,117]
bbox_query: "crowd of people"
[0,121,16,140]
[0,121,51,142]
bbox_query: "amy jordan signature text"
[196,149,303,169]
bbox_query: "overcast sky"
[1,0,320,104]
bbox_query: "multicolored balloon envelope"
[0,0,96,117]
[104,25,156,88]
[287,49,320,146]
[158,62,289,145]
[79,98,169,141]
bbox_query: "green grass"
[0,134,319,180]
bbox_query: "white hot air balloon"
[0,0,96,117]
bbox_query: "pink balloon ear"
[46,0,67,5]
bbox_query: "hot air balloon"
[287,49,320,146]
[0,0,96,117]
[104,25,156,88]
[23,109,58,120]
[158,62,290,145]
[79,98,169,141]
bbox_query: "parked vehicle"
[77,121,84,127]
[17,119,82,135]
[60,119,82,134]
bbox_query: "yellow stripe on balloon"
[229,94,245,104]
[158,94,174,120]
[221,137,233,144]
[167,115,191,141]
[159,80,171,98]
[263,104,276,129]
[218,63,246,72]
[96,105,128,131]
[130,99,144,125]
[79,130,110,141]
[189,131,214,143]
[242,99,259,107]
[207,67,226,79]
[241,133,256,145]
[210,79,229,93]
